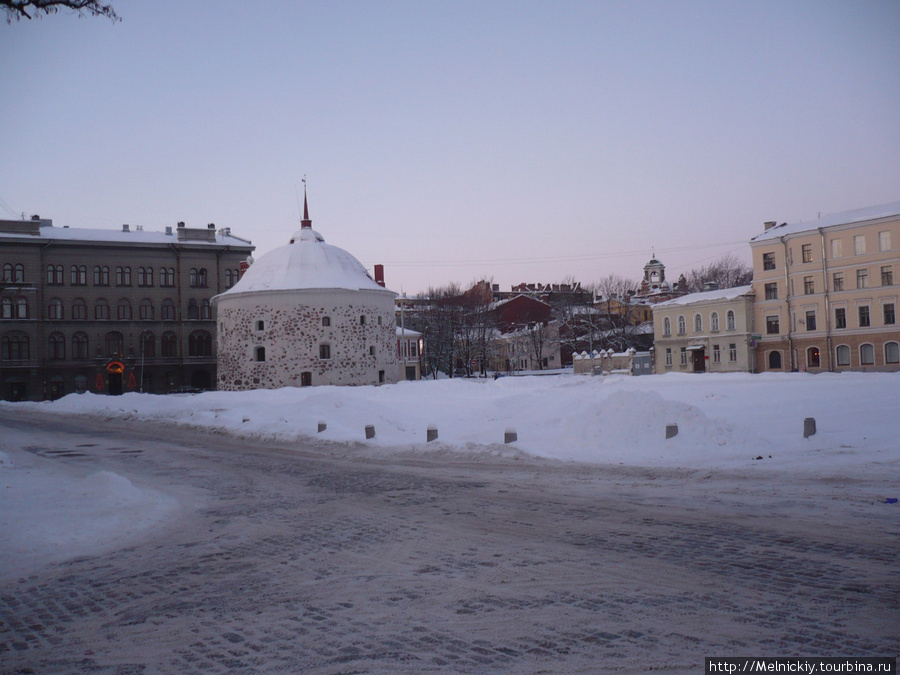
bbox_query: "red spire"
[301,182,312,229]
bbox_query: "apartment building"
[749,202,900,372]
[1,217,254,401]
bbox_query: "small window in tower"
[322,316,331,327]
[377,316,382,325]
[255,346,266,362]
[360,315,366,325]
[256,320,264,331]
[369,345,375,356]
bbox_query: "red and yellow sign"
[107,360,125,375]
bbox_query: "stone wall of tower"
[215,288,400,389]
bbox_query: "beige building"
[652,285,756,374]
[1,217,253,401]
[749,201,900,372]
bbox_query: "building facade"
[652,285,756,374]
[749,202,900,373]
[0,217,253,401]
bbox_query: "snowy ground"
[2,370,898,577]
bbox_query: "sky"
[3,371,898,577]
[2,0,899,295]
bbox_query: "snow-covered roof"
[0,220,253,248]
[217,226,392,296]
[751,200,900,242]
[654,285,754,308]
[396,326,422,337]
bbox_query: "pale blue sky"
[2,0,899,294]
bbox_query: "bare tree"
[684,253,753,292]
[2,0,120,22]
[589,274,650,352]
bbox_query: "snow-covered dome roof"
[217,223,389,296]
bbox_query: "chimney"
[374,264,385,287]
[239,259,250,277]
[165,226,173,235]
[764,221,777,231]
[703,281,720,291]
[122,224,130,232]
[177,221,185,228]
[207,223,215,229]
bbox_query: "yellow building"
[749,201,900,372]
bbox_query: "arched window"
[47,264,64,285]
[72,298,87,320]
[72,332,89,360]
[94,266,109,285]
[662,317,671,336]
[48,332,66,359]
[117,299,132,320]
[105,331,124,357]
[95,298,109,320]
[200,299,211,320]
[70,265,87,285]
[161,331,178,357]
[768,351,782,370]
[807,346,820,368]
[188,299,199,320]
[48,298,64,320]
[189,331,212,357]
[1,297,12,319]
[139,299,154,320]
[726,310,736,330]
[2,263,12,283]
[16,297,28,318]
[140,331,155,358]
[160,267,175,287]
[115,266,132,286]
[1,333,29,360]
[859,343,875,365]
[694,314,702,333]
[198,268,207,287]
[835,345,850,367]
[885,342,899,365]
[161,298,176,321]
[710,312,719,332]
[677,315,686,335]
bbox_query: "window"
[831,239,842,259]
[95,299,109,320]
[190,268,208,288]
[140,332,155,358]
[139,299,154,320]
[710,312,719,332]
[47,264,64,285]
[803,277,814,295]
[255,346,266,362]
[161,332,178,357]
[72,332,89,360]
[764,283,778,300]
[48,332,66,360]
[16,297,28,319]
[94,266,109,285]
[835,345,850,367]
[0,297,11,319]
[360,315,366,325]
[679,347,687,366]
[879,230,891,252]
[256,320,265,331]
[662,317,671,336]
[71,298,87,320]
[665,348,672,367]
[224,269,236,288]
[138,267,154,286]
[377,316,383,325]
[832,272,844,291]
[319,343,331,359]
[807,347,820,368]
[200,299,211,320]
[188,331,212,357]
[729,343,737,363]
[70,265,87,285]
[763,252,776,270]
[188,299,199,320]
[768,351,782,369]
[105,331,124,357]
[1,334,29,360]
[854,235,866,255]
[859,344,875,366]
[805,310,816,331]
[161,299,176,321]
[885,342,899,365]
[160,267,175,287]
[881,266,893,286]
[117,299,132,320]
[694,314,702,333]
[712,344,720,363]
[766,316,780,334]
[835,307,846,329]
[856,269,868,289]
[884,303,896,325]
[116,266,132,286]
[858,305,870,327]
[48,298,64,320]
[801,244,813,263]
[369,345,376,356]
[726,310,735,331]
[677,315,686,335]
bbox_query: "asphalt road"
[1,409,897,674]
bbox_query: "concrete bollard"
[666,423,679,439]
[365,424,376,440]
[504,427,517,444]
[803,417,816,438]
[426,425,439,442]
[317,420,327,433]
